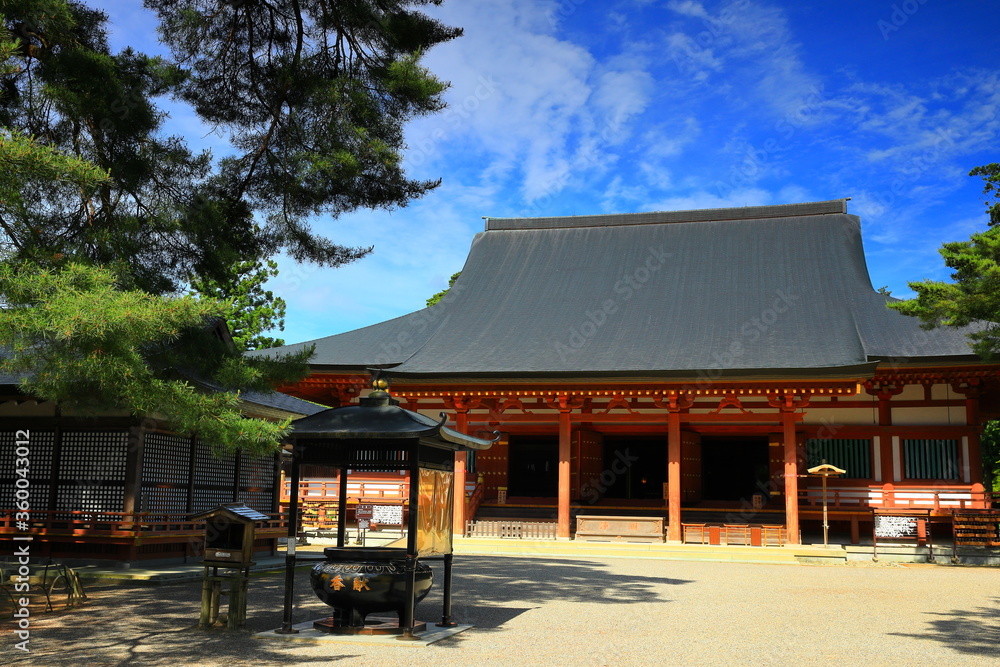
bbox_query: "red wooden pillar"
[655,392,691,542]
[446,396,481,536]
[452,411,469,535]
[868,382,902,483]
[782,409,800,545]
[964,387,983,484]
[769,392,807,545]
[558,410,572,539]
[878,435,894,483]
[667,411,682,542]
[546,394,583,539]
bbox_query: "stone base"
[313,615,427,635]
[256,618,472,646]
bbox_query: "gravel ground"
[2,556,999,666]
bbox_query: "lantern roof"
[288,389,494,451]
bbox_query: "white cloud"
[663,1,826,123]
[414,1,654,203]
[848,73,1000,171]
[666,1,712,19]
[643,187,776,212]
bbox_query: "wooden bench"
[682,523,788,546]
[575,515,664,543]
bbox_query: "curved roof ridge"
[484,199,849,231]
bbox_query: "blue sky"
[100,0,999,346]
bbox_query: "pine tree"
[190,258,287,352]
[0,1,460,452]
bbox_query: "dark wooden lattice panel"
[55,431,128,514]
[240,452,274,488]
[193,440,236,486]
[238,489,273,514]
[141,486,189,514]
[192,439,238,511]
[59,431,128,482]
[55,484,124,514]
[141,433,191,485]
[0,430,56,475]
[191,488,236,513]
[0,430,56,511]
[238,452,276,514]
[140,433,193,513]
[0,483,51,512]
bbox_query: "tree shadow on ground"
[0,577,358,666]
[887,598,1000,657]
[0,555,692,665]
[450,555,692,605]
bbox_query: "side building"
[260,200,1000,544]
[0,379,323,564]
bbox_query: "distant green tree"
[888,164,1000,359]
[190,258,286,352]
[426,271,461,307]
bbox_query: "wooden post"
[277,449,300,634]
[337,466,348,547]
[227,569,249,630]
[877,397,892,427]
[878,435,893,484]
[966,393,983,484]
[398,454,422,641]
[199,567,216,629]
[783,409,801,545]
[453,411,469,535]
[558,410,571,539]
[667,411,682,542]
[122,422,144,516]
[438,552,456,627]
[768,392,808,546]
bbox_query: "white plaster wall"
[891,406,965,425]
[931,383,952,400]
[801,407,875,426]
[896,385,925,401]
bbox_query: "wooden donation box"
[197,503,270,565]
[192,503,270,630]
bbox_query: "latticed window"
[806,438,871,479]
[903,439,960,480]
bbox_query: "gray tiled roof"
[0,369,325,416]
[258,200,979,379]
